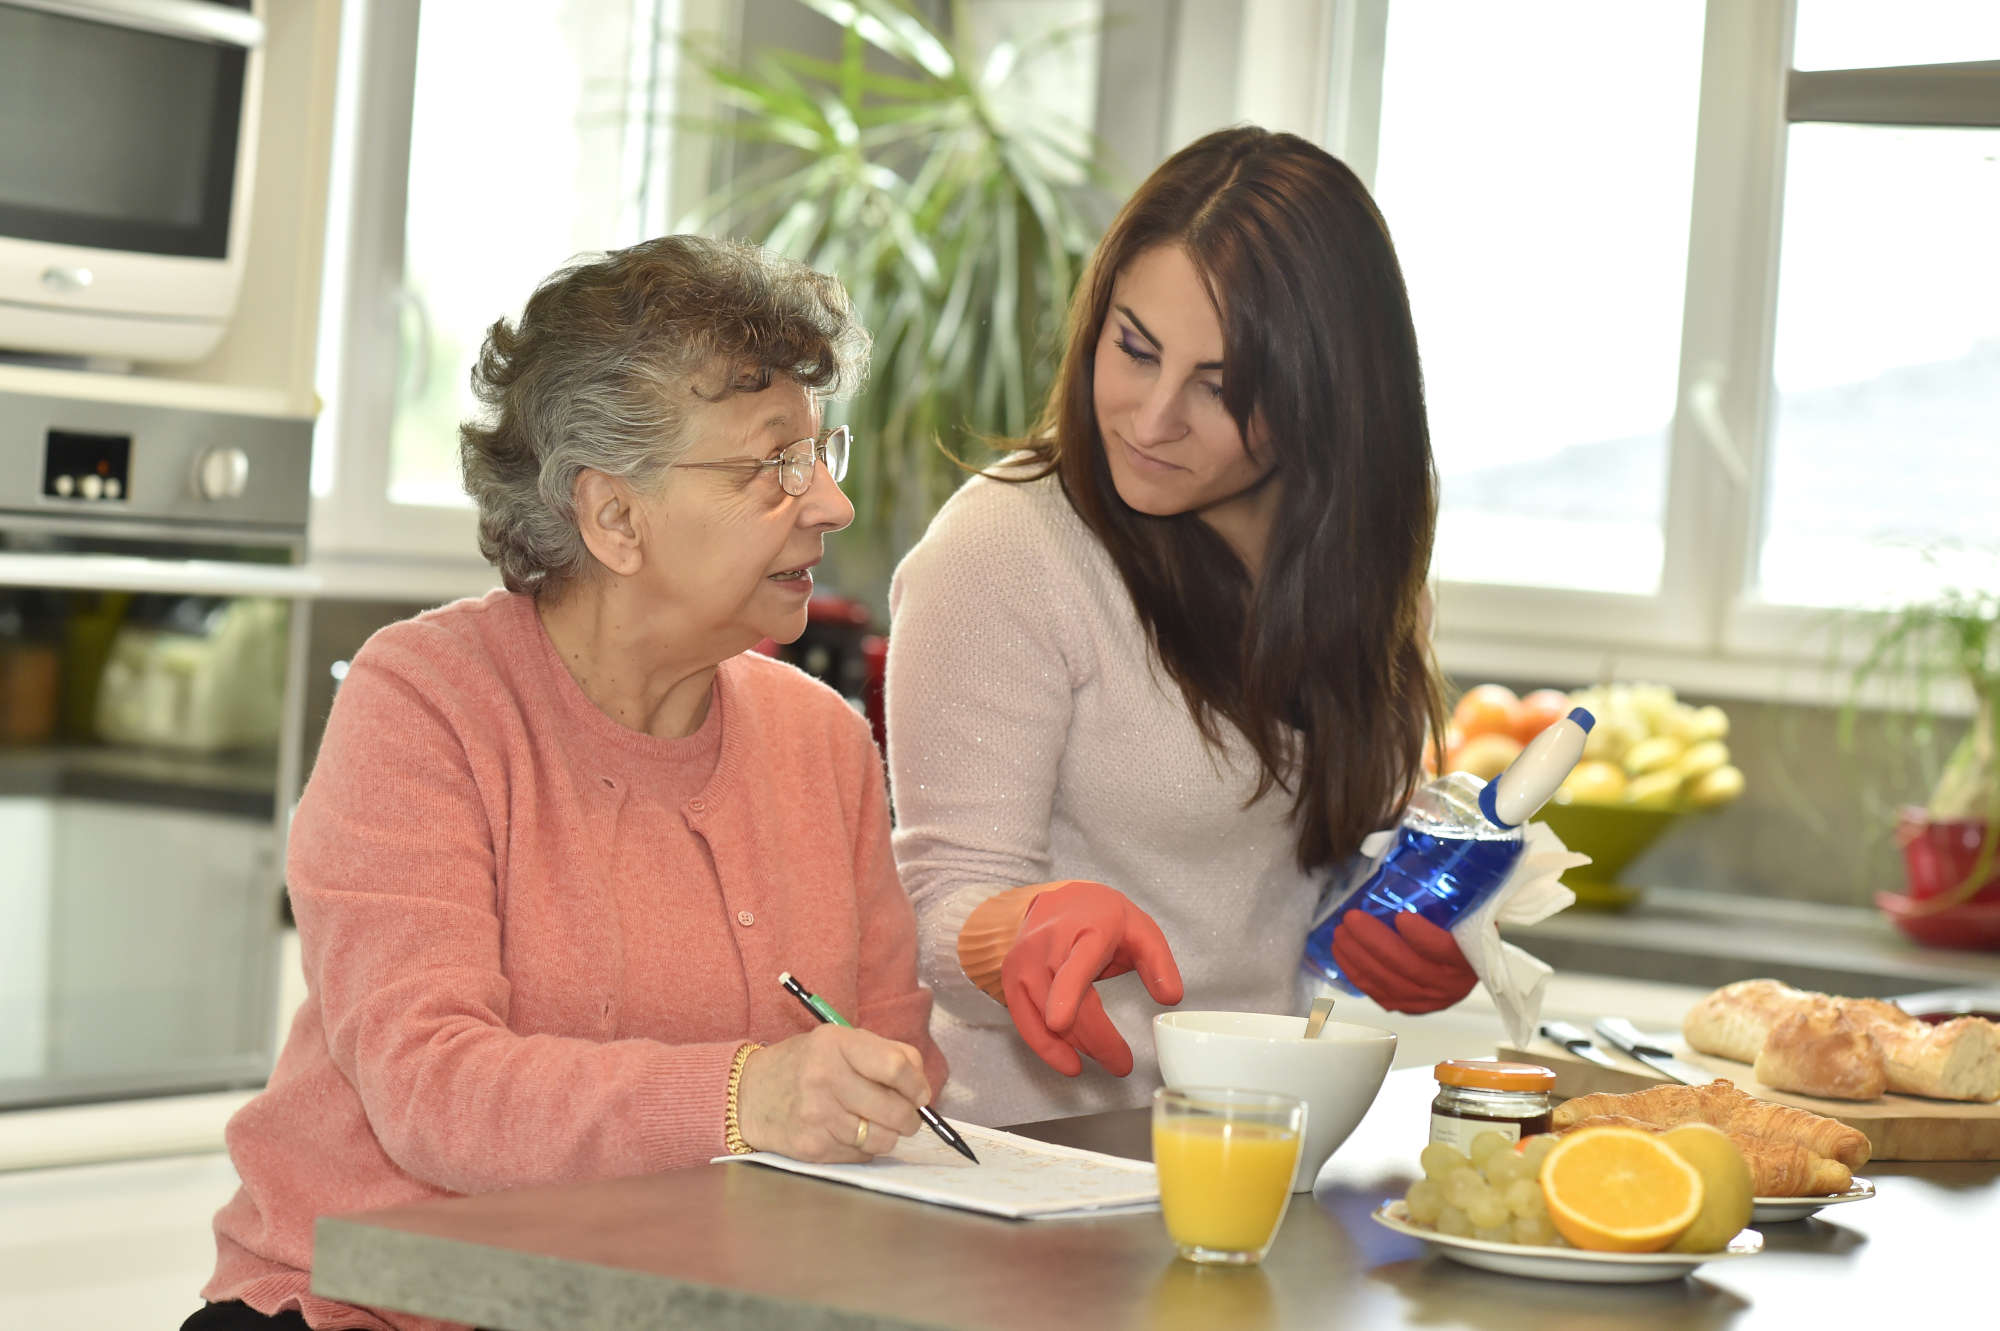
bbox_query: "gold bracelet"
[723,1042,764,1155]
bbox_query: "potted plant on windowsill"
[1840,585,2000,948]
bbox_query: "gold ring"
[854,1117,870,1150]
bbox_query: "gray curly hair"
[459,234,871,597]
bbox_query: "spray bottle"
[1302,707,1594,993]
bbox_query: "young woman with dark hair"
[886,126,1476,1126]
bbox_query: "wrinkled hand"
[1001,880,1184,1078]
[1330,911,1478,1014]
[735,1024,931,1162]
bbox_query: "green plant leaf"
[680,0,1105,593]
[790,0,958,81]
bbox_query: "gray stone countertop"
[1510,884,2000,999]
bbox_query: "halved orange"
[1539,1126,1704,1253]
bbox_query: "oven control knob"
[79,473,104,500]
[54,474,75,497]
[195,447,250,501]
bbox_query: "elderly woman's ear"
[574,469,645,577]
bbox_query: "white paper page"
[715,1122,1159,1220]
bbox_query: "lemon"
[1686,764,1746,809]
[1662,1124,1755,1253]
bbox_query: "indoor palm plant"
[1838,584,2000,940]
[678,0,1109,600]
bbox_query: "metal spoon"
[1303,994,1337,1040]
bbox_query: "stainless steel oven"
[0,386,309,1108]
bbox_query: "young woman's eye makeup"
[1110,323,1153,362]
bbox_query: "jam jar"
[1429,1059,1555,1154]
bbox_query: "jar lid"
[1434,1058,1557,1092]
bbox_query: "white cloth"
[886,471,1323,1128]
[1337,821,1589,1048]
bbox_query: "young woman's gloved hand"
[958,879,1184,1078]
[1328,910,1478,1013]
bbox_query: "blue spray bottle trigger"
[1476,706,1596,829]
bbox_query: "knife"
[1540,1020,1622,1070]
[1593,1017,1714,1086]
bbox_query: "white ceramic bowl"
[1154,1010,1397,1192]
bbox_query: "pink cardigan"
[202,591,945,1330]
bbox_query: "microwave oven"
[0,0,264,364]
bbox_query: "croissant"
[1558,1114,1853,1196]
[1551,1078,1870,1170]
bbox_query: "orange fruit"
[1512,688,1573,745]
[1447,732,1522,781]
[1451,683,1521,742]
[1538,1126,1704,1253]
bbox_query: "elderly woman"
[185,236,945,1331]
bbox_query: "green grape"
[1518,1134,1556,1172]
[1405,1177,1445,1226]
[1482,1150,1531,1187]
[1466,1193,1511,1230]
[1442,1167,1488,1211]
[1513,1213,1558,1247]
[1436,1206,1474,1238]
[1504,1177,1545,1219]
[1473,1223,1515,1244]
[1420,1142,1471,1180]
[1467,1131,1511,1168]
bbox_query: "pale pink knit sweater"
[201,590,945,1330]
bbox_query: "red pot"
[1896,809,2000,907]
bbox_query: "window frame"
[311,0,473,565]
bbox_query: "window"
[1373,2,1706,597]
[1761,123,2000,607]
[312,0,692,569]
[1330,0,2000,689]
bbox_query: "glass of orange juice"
[1152,1087,1307,1265]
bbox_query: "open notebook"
[717,1122,1159,1220]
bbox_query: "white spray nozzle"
[1478,706,1595,829]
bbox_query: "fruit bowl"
[1536,801,1688,911]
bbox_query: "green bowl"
[1535,801,1685,911]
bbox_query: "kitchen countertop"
[311,1065,1996,1330]
[9,901,1993,1176]
[1512,884,2000,997]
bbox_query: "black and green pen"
[777,971,979,1164]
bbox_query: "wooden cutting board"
[1497,1036,2000,1162]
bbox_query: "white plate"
[1371,1201,1763,1284]
[1750,1178,1875,1223]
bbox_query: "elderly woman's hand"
[735,1024,933,1162]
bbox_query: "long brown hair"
[1004,126,1446,873]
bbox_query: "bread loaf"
[1752,1003,1888,1100]
[1846,1005,2000,1103]
[1682,977,2000,1102]
[1681,979,1801,1063]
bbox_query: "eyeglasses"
[671,425,851,498]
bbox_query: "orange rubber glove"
[1328,911,1478,1014]
[999,881,1185,1078]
